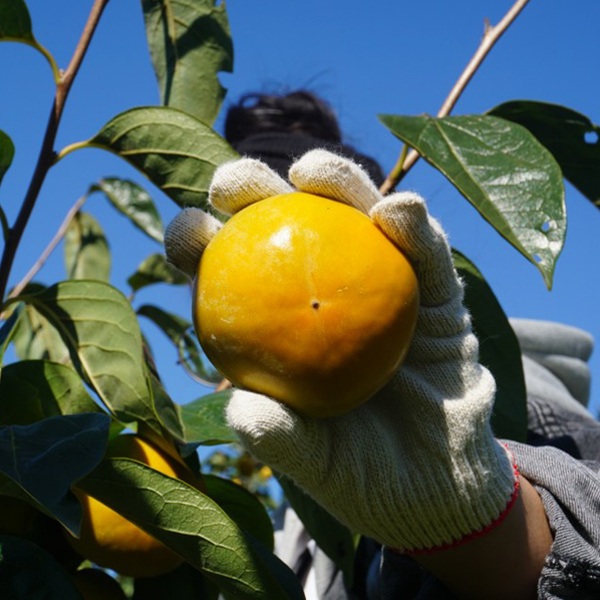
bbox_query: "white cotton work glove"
[165,150,519,554]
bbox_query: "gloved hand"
[165,150,519,553]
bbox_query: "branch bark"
[379,0,531,195]
[0,0,110,302]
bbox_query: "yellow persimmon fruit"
[195,192,419,418]
[66,434,195,578]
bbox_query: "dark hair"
[224,91,342,146]
[223,89,385,186]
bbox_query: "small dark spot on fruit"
[312,301,320,310]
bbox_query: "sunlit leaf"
[142,0,233,125]
[13,281,167,434]
[85,107,237,209]
[92,177,165,243]
[0,413,110,534]
[379,114,565,289]
[128,253,188,291]
[0,535,82,600]
[0,128,15,187]
[489,101,600,207]
[277,475,355,588]
[452,250,527,442]
[138,304,220,383]
[204,474,274,551]
[180,390,236,446]
[64,211,111,281]
[0,360,102,427]
[79,458,305,599]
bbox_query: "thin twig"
[379,0,531,195]
[6,194,87,301]
[0,0,110,303]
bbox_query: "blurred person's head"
[224,90,385,186]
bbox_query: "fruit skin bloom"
[195,191,419,418]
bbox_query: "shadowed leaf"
[0,535,82,600]
[0,0,34,41]
[142,0,233,125]
[379,114,565,289]
[0,360,102,427]
[128,254,187,291]
[0,129,15,187]
[453,249,527,442]
[93,178,165,243]
[0,413,110,534]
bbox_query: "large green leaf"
[0,360,102,427]
[78,458,305,599]
[11,285,71,365]
[92,177,165,243]
[277,475,355,588]
[0,0,34,41]
[128,253,188,291]
[138,303,220,384]
[452,250,527,442]
[204,474,274,552]
[64,211,111,281]
[13,281,168,434]
[142,0,233,125]
[180,390,237,446]
[379,114,566,289]
[0,535,82,600]
[0,129,15,187]
[0,413,110,534]
[489,101,600,208]
[83,107,237,209]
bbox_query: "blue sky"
[1,0,599,417]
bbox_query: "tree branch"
[0,0,110,302]
[379,0,531,195]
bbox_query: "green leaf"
[11,285,71,365]
[277,475,355,589]
[378,114,566,289]
[85,106,237,209]
[147,372,185,443]
[0,0,34,41]
[128,253,188,291]
[92,177,165,243]
[0,360,102,427]
[64,211,111,282]
[78,458,305,599]
[14,281,165,433]
[138,304,220,384]
[453,250,527,442]
[489,101,600,208]
[142,0,233,125]
[0,128,15,187]
[0,413,110,534]
[204,474,274,552]
[0,535,82,600]
[0,303,23,377]
[180,391,237,446]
